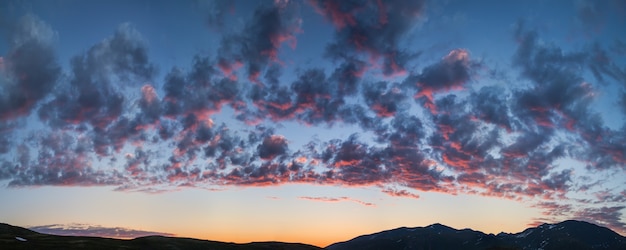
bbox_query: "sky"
[0,0,625,247]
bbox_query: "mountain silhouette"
[327,220,626,250]
[2,220,625,249]
[0,223,323,250]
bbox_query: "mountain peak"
[425,223,457,233]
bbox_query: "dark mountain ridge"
[327,220,626,250]
[2,220,625,250]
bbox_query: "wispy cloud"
[299,196,375,207]
[29,224,174,239]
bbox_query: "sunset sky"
[1,0,626,247]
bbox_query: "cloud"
[574,206,626,235]
[512,23,626,170]
[410,49,479,114]
[512,23,593,129]
[312,0,426,77]
[7,132,121,187]
[29,223,175,239]
[0,122,17,154]
[2,8,626,236]
[248,68,347,125]
[217,1,301,82]
[362,81,407,117]
[258,135,289,160]
[381,188,420,199]
[39,23,155,131]
[163,56,242,119]
[532,201,573,218]
[137,84,161,125]
[329,59,366,96]
[594,190,626,204]
[0,14,60,120]
[298,196,375,206]
[470,86,515,131]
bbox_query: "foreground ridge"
[0,223,323,250]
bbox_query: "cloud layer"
[1,1,625,235]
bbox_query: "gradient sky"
[1,0,626,247]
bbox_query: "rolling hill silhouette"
[0,223,322,250]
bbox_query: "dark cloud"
[541,169,572,193]
[39,23,155,130]
[417,49,475,92]
[470,86,515,130]
[405,49,479,114]
[513,23,626,170]
[159,56,244,163]
[427,95,501,174]
[244,67,351,126]
[137,84,161,125]
[362,81,407,117]
[125,147,152,178]
[8,132,120,187]
[312,0,425,77]
[327,136,367,168]
[579,130,626,170]
[163,56,240,119]
[587,44,626,84]
[336,104,384,131]
[291,69,344,123]
[0,15,60,120]
[251,68,331,123]
[258,135,288,160]
[217,1,301,82]
[250,83,295,121]
[330,59,366,96]
[512,23,592,129]
[30,223,175,239]
[501,132,549,158]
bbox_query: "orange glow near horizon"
[0,184,544,248]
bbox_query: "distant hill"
[327,220,626,250]
[2,220,625,249]
[0,223,323,250]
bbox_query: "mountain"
[497,220,626,250]
[3,220,625,250]
[327,220,626,250]
[0,223,323,250]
